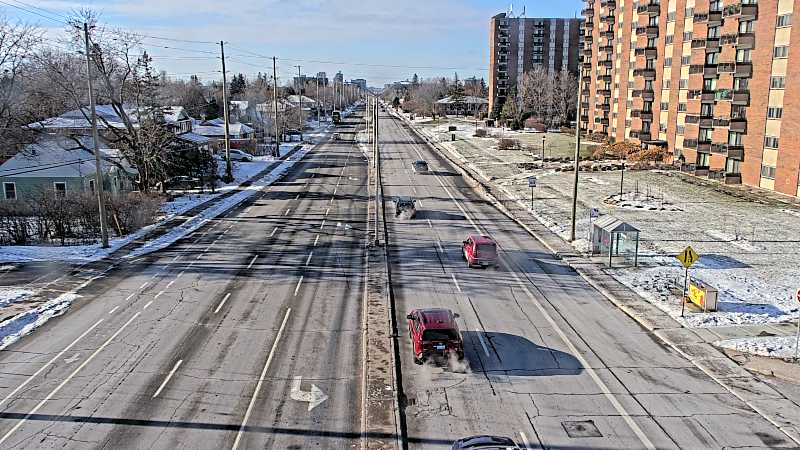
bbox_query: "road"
[0,113,368,449]
[379,109,796,449]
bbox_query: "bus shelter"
[591,216,640,267]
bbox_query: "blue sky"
[11,0,584,86]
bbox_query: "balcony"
[701,90,717,102]
[713,118,730,127]
[710,143,727,154]
[705,38,720,49]
[697,141,712,153]
[726,145,745,160]
[600,0,616,6]
[689,64,705,74]
[599,103,611,111]
[685,115,700,124]
[581,102,590,110]
[599,74,612,82]
[585,21,595,29]
[637,3,661,15]
[600,45,614,53]
[691,39,707,49]
[720,34,738,45]
[602,29,615,39]
[635,25,660,37]
[583,62,593,69]
[632,130,652,141]
[642,90,654,101]
[684,139,698,149]
[704,65,718,77]
[730,117,747,133]
[735,62,753,77]
[633,68,657,79]
[741,4,758,18]
[699,117,714,127]
[597,89,612,96]
[582,7,594,16]
[725,173,742,185]
[717,62,735,74]
[585,35,593,44]
[632,110,653,120]
[584,48,593,57]
[601,14,615,24]
[708,11,723,23]
[600,59,614,68]
[737,33,755,50]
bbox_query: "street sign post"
[528,176,537,209]
[676,246,701,317]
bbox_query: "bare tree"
[0,17,43,150]
[550,69,577,127]
[519,67,552,121]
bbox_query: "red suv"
[406,308,464,364]
[462,235,498,268]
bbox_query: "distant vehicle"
[451,435,522,450]
[228,149,253,162]
[546,128,562,133]
[164,176,199,190]
[462,235,498,268]
[332,132,341,141]
[412,160,430,174]
[406,308,464,364]
[394,196,416,218]
[332,110,342,124]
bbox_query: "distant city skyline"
[8,1,584,86]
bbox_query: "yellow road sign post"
[676,246,701,317]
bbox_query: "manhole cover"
[562,420,602,438]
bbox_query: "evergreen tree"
[411,73,419,85]
[230,73,247,97]
[448,79,466,116]
[205,97,221,120]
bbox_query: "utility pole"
[272,57,280,157]
[316,75,320,127]
[219,41,233,182]
[569,66,584,242]
[82,22,109,249]
[296,65,303,142]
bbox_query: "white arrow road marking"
[64,353,80,364]
[290,376,328,412]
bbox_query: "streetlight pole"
[219,41,233,182]
[569,66,584,242]
[542,135,546,161]
[82,22,109,249]
[272,57,280,158]
[296,65,303,142]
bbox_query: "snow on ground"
[399,112,800,333]
[717,335,800,360]
[0,293,78,351]
[0,289,33,308]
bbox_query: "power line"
[0,0,64,25]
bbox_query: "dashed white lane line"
[152,359,183,398]
[313,234,320,247]
[165,279,176,289]
[284,208,291,216]
[143,300,154,310]
[325,207,330,216]
[305,252,313,267]
[0,319,104,408]
[519,431,531,449]
[247,255,258,270]
[124,293,136,302]
[153,290,165,300]
[139,282,149,290]
[320,220,326,230]
[0,312,141,446]
[270,227,278,237]
[450,274,462,293]
[108,306,120,315]
[417,199,424,207]
[295,194,301,200]
[231,308,292,450]
[436,240,444,254]
[214,293,231,314]
[293,276,304,297]
[426,219,433,229]
[176,270,186,279]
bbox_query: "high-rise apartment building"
[582,0,800,197]
[489,13,584,117]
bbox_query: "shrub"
[498,138,521,150]
[473,128,488,138]
[523,118,546,131]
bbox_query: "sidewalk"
[391,108,800,446]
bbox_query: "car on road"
[394,196,417,218]
[406,308,464,364]
[451,435,522,450]
[412,160,430,174]
[228,149,253,162]
[462,235,498,268]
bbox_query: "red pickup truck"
[462,235,498,268]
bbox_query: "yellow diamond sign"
[676,246,700,269]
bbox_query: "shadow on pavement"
[462,331,583,377]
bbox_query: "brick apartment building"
[488,13,584,117]
[581,0,800,197]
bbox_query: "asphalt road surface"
[379,110,796,449]
[0,115,368,449]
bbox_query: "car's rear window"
[476,243,496,256]
[422,329,458,341]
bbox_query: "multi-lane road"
[0,106,795,449]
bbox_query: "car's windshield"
[422,329,458,341]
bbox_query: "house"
[0,135,137,201]
[191,118,256,152]
[286,95,318,112]
[435,96,489,117]
[162,106,211,153]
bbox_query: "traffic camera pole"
[82,22,109,249]
[219,41,233,182]
[569,67,583,242]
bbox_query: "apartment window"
[627,100,634,108]
[53,182,66,197]
[625,120,632,127]
[761,164,776,179]
[664,57,672,66]
[732,104,747,119]
[679,79,689,89]
[667,12,676,22]
[698,152,710,166]
[774,46,789,58]
[739,20,754,33]
[767,107,784,119]
[701,104,714,117]
[728,132,743,146]
[736,49,752,63]
[681,56,691,65]
[3,182,15,200]
[765,136,780,148]
[664,79,671,89]
[710,0,722,11]
[771,76,786,89]
[699,128,713,141]
[777,14,792,28]
[685,7,694,18]
[703,78,717,90]
[726,158,741,174]
[660,102,669,110]
[706,52,719,64]
[708,26,720,39]
[683,31,692,41]
[665,35,674,44]
[734,77,749,91]
[677,125,685,135]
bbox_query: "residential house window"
[710,0,722,11]
[3,182,15,200]
[703,78,717,90]
[685,7,694,18]
[731,104,747,119]
[679,79,689,89]
[699,128,713,141]
[664,57,672,66]
[764,136,780,148]
[767,107,783,119]
[777,14,792,28]
[700,103,714,117]
[705,52,719,65]
[761,164,776,179]
[625,120,632,127]
[774,46,789,58]
[771,76,786,89]
[683,31,693,41]
[707,26,720,39]
[734,77,749,91]
[659,122,667,132]
[664,79,671,89]
[660,102,669,110]
[54,182,67,197]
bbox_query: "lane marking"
[325,207,330,216]
[295,194,300,200]
[519,431,531,449]
[305,252,313,267]
[247,255,258,269]
[108,306,120,315]
[143,300,153,310]
[139,282,149,290]
[427,219,433,229]
[293,276,304,296]
[152,359,183,398]
[450,274,462,293]
[0,319,104,408]
[165,279,176,289]
[176,270,186,279]
[214,293,231,314]
[0,312,141,446]
[154,290,165,299]
[313,234,320,247]
[124,293,136,302]
[270,227,278,237]
[436,240,444,254]
[231,308,292,450]
[320,220,326,230]
[476,333,491,358]
[284,208,291,216]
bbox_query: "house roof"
[163,106,191,124]
[436,95,489,105]
[287,95,317,105]
[176,132,210,145]
[191,119,254,138]
[0,136,132,179]
[29,105,141,130]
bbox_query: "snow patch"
[0,293,78,351]
[605,192,682,211]
[0,289,33,307]
[717,335,800,360]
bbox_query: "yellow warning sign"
[676,246,700,269]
